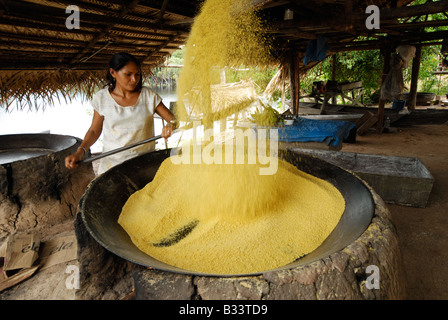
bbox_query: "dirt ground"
[342,120,448,300]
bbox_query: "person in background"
[65,52,177,174]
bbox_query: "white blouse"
[92,86,162,174]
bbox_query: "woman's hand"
[155,102,177,140]
[65,148,85,169]
[162,123,175,139]
[65,110,103,170]
[161,118,178,139]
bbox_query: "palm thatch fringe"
[263,63,289,99]
[0,69,108,111]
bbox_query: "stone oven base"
[75,186,406,300]
[0,138,95,241]
[74,213,136,300]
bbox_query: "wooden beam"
[52,0,197,22]
[154,0,170,25]
[408,45,422,110]
[69,0,142,65]
[277,29,317,39]
[79,41,113,63]
[289,0,328,15]
[1,0,189,34]
[268,0,448,31]
[329,40,442,52]
[256,0,290,10]
[140,33,181,63]
[381,0,448,20]
[329,30,448,52]
[344,0,353,14]
[0,63,107,71]
[376,19,448,31]
[0,13,189,42]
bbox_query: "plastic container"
[392,99,406,110]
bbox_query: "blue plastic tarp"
[255,117,356,147]
[303,35,330,66]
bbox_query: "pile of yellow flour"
[118,156,345,275]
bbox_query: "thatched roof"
[1,0,447,110]
[0,0,198,109]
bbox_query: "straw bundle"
[263,63,289,98]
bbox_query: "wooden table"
[312,81,365,114]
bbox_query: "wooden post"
[408,45,422,111]
[281,68,286,112]
[289,49,300,114]
[376,46,392,134]
[296,60,300,115]
[332,54,337,104]
[288,51,296,114]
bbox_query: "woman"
[65,52,177,174]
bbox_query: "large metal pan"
[0,133,78,165]
[79,148,374,277]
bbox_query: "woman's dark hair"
[106,52,143,92]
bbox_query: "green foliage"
[405,45,446,95]
[225,66,278,93]
[301,45,447,103]
[148,47,185,87]
[169,46,186,64]
[300,50,384,104]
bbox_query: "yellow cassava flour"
[175,0,272,123]
[118,155,345,274]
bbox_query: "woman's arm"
[155,102,177,138]
[65,110,104,169]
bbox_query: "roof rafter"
[69,0,143,65]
